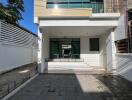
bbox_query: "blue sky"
[1,0,38,34]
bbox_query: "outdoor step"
[46,69,105,74]
[47,62,105,74]
[50,59,84,62]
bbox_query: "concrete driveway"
[8,74,132,100]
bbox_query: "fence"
[0,20,38,73]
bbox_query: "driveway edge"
[1,74,39,100]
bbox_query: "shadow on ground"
[8,74,132,100]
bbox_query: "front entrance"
[50,38,80,59]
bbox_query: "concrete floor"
[8,74,132,100]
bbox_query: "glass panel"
[50,38,80,59]
[71,41,80,59]
[58,4,68,8]
[47,0,68,2]
[50,41,59,59]
[69,4,82,8]
[82,3,92,8]
[47,0,104,13]
[57,0,68,2]
[82,0,90,2]
[47,0,55,2]
[47,4,54,8]
[47,4,68,8]
[69,0,82,2]
[98,3,104,13]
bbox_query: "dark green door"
[50,41,59,59]
[71,41,80,59]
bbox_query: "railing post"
[14,81,16,89]
[7,84,10,94]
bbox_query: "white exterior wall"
[45,36,107,69]
[103,14,127,74]
[39,19,118,27]
[0,45,37,72]
[42,33,49,72]
[38,14,120,73]
[38,29,49,73]
[80,37,100,67]
[40,35,115,71]
[100,33,109,70]
[114,14,126,41]
[0,21,38,73]
[37,29,43,73]
[106,31,116,73]
[42,33,49,59]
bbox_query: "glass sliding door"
[50,41,59,59]
[61,42,72,58]
[50,38,80,59]
[71,41,80,58]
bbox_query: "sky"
[1,0,38,34]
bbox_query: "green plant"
[0,0,24,24]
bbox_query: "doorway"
[50,38,80,59]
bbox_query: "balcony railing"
[47,0,125,13]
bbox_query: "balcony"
[34,0,123,22]
[46,0,125,13]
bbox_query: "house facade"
[34,0,128,74]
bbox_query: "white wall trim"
[34,17,39,24]
[39,20,118,27]
[91,13,120,18]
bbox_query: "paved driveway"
[8,74,132,100]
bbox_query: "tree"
[0,0,24,24]
[0,3,8,21]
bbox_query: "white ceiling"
[42,26,115,37]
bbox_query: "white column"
[42,32,48,72]
[38,28,44,73]
[106,30,116,74]
[111,31,117,74]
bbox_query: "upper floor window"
[47,0,104,13]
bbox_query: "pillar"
[38,28,44,73]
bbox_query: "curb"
[1,74,39,100]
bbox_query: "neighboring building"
[114,0,132,81]
[0,20,38,73]
[34,0,130,75]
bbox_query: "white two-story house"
[34,0,128,74]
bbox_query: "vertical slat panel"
[103,0,113,13]
[0,20,38,48]
[128,0,132,10]
[0,21,1,43]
